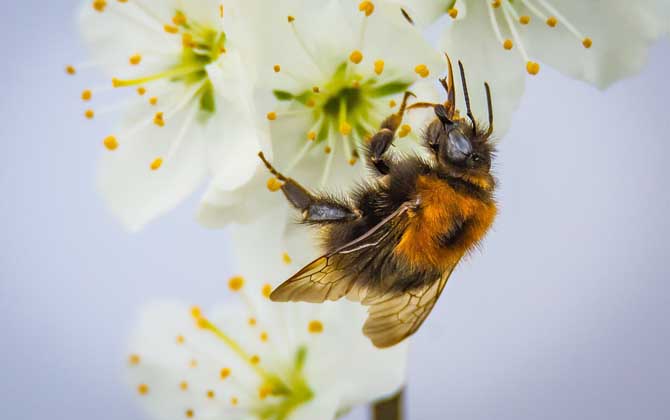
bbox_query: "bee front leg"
[258,152,361,224]
[367,91,415,176]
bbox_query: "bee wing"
[362,263,458,348]
[270,202,414,303]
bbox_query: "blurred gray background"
[2,1,668,419]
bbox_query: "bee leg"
[366,91,415,176]
[258,152,360,223]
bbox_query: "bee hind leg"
[258,152,360,224]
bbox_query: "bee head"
[422,58,495,180]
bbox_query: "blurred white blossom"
[125,216,407,420]
[394,0,669,135]
[198,0,445,228]
[73,0,267,230]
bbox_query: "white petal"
[204,55,270,191]
[288,393,340,420]
[197,164,289,228]
[438,1,525,137]
[523,0,668,88]
[78,0,180,78]
[389,0,451,27]
[304,301,409,410]
[126,301,261,420]
[97,90,206,231]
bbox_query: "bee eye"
[470,154,481,163]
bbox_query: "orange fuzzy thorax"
[395,175,497,270]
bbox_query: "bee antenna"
[484,82,494,138]
[457,60,477,135]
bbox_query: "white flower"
[72,0,267,231]
[198,0,446,228]
[125,218,408,419]
[393,0,669,135]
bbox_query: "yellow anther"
[306,99,316,108]
[117,0,128,3]
[172,12,187,25]
[282,252,292,264]
[149,97,158,106]
[81,90,92,101]
[307,131,317,141]
[348,157,358,166]
[206,390,215,399]
[164,24,179,34]
[150,158,163,171]
[503,39,513,50]
[182,33,194,48]
[582,37,593,49]
[196,317,208,329]
[491,0,501,8]
[185,409,194,418]
[324,146,332,154]
[519,15,530,25]
[546,16,558,27]
[287,15,295,23]
[266,112,277,121]
[189,359,198,368]
[260,331,269,342]
[128,354,141,365]
[349,50,363,64]
[273,64,281,73]
[66,65,76,75]
[448,8,458,19]
[398,124,412,138]
[129,54,142,65]
[352,80,360,88]
[312,86,320,93]
[526,61,540,75]
[258,385,272,400]
[250,355,260,365]
[137,87,146,96]
[85,109,95,119]
[414,64,430,78]
[374,59,385,75]
[228,275,244,291]
[138,384,149,395]
[267,177,283,192]
[153,112,165,127]
[176,335,185,344]
[180,381,189,391]
[219,4,224,18]
[262,284,272,298]
[231,397,239,406]
[220,367,231,379]
[389,99,397,108]
[339,121,352,136]
[93,0,107,12]
[358,1,375,16]
[248,317,257,326]
[190,306,202,319]
[308,320,324,334]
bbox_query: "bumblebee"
[259,57,497,348]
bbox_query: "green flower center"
[112,10,226,113]
[273,62,412,145]
[255,347,314,420]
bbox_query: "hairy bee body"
[324,156,496,297]
[260,57,498,348]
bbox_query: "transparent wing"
[270,202,413,303]
[362,264,457,348]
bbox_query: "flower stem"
[372,388,404,420]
